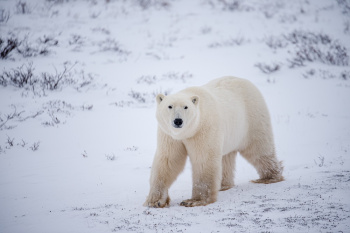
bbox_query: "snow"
[0,0,349,232]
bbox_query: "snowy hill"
[0,0,349,232]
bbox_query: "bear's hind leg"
[220,151,237,191]
[250,156,284,184]
[241,146,284,184]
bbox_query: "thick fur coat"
[144,77,284,208]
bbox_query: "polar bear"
[144,76,284,208]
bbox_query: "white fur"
[144,77,284,208]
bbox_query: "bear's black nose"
[173,118,183,127]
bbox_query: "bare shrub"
[125,146,138,151]
[162,71,193,83]
[0,34,58,59]
[206,0,252,12]
[314,155,325,167]
[17,42,49,57]
[0,38,19,59]
[136,71,193,85]
[6,135,15,148]
[69,34,85,51]
[46,0,66,3]
[283,30,332,45]
[337,0,350,15]
[37,35,58,46]
[111,101,133,108]
[302,69,316,79]
[259,1,285,19]
[30,141,40,151]
[340,70,350,80]
[0,105,44,130]
[0,9,10,23]
[98,38,129,54]
[344,20,350,35]
[209,36,248,48]
[15,1,32,14]
[0,62,35,88]
[42,100,74,126]
[18,139,27,148]
[264,36,288,50]
[0,62,94,95]
[17,34,59,58]
[135,0,172,10]
[128,90,147,103]
[97,38,130,61]
[302,69,350,80]
[283,30,349,68]
[41,62,77,91]
[0,106,24,130]
[91,27,110,35]
[255,63,280,74]
[128,88,171,105]
[105,153,116,161]
[137,75,158,85]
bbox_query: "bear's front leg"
[181,147,222,207]
[144,187,170,208]
[144,129,187,208]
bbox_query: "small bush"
[37,35,58,46]
[137,75,157,85]
[162,71,193,83]
[337,0,350,15]
[0,38,19,59]
[42,100,74,126]
[0,34,59,59]
[135,0,172,10]
[105,153,116,161]
[255,63,280,74]
[209,36,247,48]
[206,0,251,12]
[302,69,350,80]
[15,1,32,14]
[265,36,288,50]
[17,35,59,58]
[0,106,24,130]
[128,90,147,103]
[136,71,193,85]
[267,30,350,68]
[344,21,350,35]
[98,38,130,54]
[30,141,40,151]
[41,62,76,91]
[0,62,35,88]
[0,62,94,95]
[0,9,10,23]
[340,70,350,80]
[128,88,171,105]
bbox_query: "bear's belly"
[220,110,247,156]
[221,129,246,156]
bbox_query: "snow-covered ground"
[0,0,349,232]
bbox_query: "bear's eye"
[168,106,172,109]
[184,106,188,109]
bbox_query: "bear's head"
[156,93,200,140]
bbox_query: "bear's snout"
[173,118,183,128]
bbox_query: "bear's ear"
[191,96,199,105]
[156,94,165,104]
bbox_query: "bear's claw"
[251,176,284,184]
[144,196,170,208]
[180,199,208,207]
